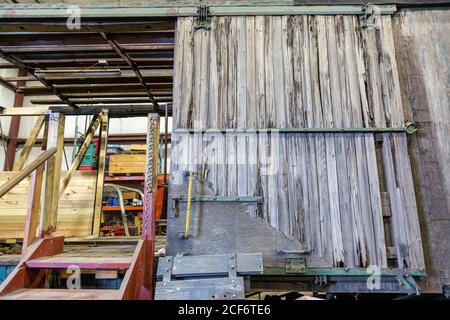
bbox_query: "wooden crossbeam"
[92,109,109,235]
[100,32,160,111]
[59,113,102,197]
[22,166,45,256]
[0,106,171,117]
[0,147,56,198]
[13,115,46,171]
[0,107,49,116]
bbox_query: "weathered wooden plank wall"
[171,15,425,269]
[394,8,450,291]
[0,171,96,238]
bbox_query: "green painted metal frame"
[173,127,408,134]
[263,266,426,277]
[173,195,263,203]
[0,4,397,19]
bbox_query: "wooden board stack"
[0,171,96,238]
[171,15,425,269]
[109,154,146,175]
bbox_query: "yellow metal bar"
[184,171,194,238]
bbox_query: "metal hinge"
[195,5,211,30]
[362,3,381,29]
[397,272,421,295]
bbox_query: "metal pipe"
[104,183,130,237]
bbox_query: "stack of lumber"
[109,154,146,175]
[0,171,96,239]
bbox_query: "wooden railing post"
[39,112,65,237]
[92,109,109,235]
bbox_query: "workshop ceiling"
[0,16,175,115]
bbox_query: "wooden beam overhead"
[0,31,175,47]
[20,82,172,95]
[100,32,160,111]
[34,97,174,105]
[0,19,175,33]
[0,43,174,53]
[65,92,150,98]
[31,94,172,105]
[5,69,173,82]
[0,105,172,117]
[0,49,79,109]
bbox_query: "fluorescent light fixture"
[35,69,122,78]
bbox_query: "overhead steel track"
[100,32,160,111]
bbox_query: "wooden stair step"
[26,255,132,269]
[0,289,119,300]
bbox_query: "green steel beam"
[0,4,397,19]
[263,266,426,277]
[173,127,408,134]
[173,195,263,202]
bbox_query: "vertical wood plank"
[39,112,64,237]
[92,109,109,235]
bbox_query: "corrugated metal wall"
[171,15,425,268]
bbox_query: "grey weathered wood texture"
[171,15,425,269]
[393,8,450,292]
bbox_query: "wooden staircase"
[0,113,161,300]
[0,236,154,300]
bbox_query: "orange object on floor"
[155,174,167,221]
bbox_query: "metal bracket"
[195,5,211,30]
[285,258,306,274]
[277,249,311,255]
[362,3,380,29]
[172,195,263,203]
[404,121,417,135]
[397,272,421,296]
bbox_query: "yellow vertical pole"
[184,171,194,238]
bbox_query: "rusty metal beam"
[3,69,25,171]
